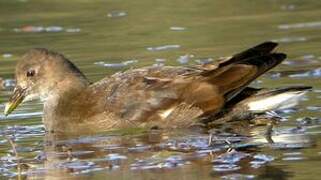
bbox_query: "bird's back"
[79,42,286,130]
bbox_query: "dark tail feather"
[224,53,287,101]
[200,41,279,77]
[219,41,278,68]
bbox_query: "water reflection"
[0,118,316,179]
[0,0,320,179]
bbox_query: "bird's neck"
[42,74,90,133]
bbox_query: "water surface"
[0,0,320,179]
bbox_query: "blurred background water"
[0,0,320,179]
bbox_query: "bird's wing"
[95,42,286,128]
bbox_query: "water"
[0,0,321,179]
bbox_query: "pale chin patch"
[23,88,52,103]
[23,93,41,103]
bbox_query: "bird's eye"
[26,69,35,77]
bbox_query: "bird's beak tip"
[4,102,13,116]
[4,86,26,116]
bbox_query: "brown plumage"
[0,77,4,90]
[5,42,288,134]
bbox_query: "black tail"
[219,41,279,68]
[226,53,286,100]
[221,42,286,101]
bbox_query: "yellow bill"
[4,86,26,116]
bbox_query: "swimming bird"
[3,42,310,134]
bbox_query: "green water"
[0,0,320,179]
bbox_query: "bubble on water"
[105,153,127,161]
[194,58,213,65]
[297,117,321,126]
[288,72,310,78]
[268,72,281,79]
[276,108,297,115]
[288,68,321,78]
[0,112,43,121]
[0,139,8,144]
[2,53,13,58]
[94,59,138,68]
[165,136,211,151]
[311,68,321,76]
[153,63,165,67]
[281,4,296,11]
[221,173,255,180]
[0,125,45,136]
[271,37,306,43]
[74,167,105,175]
[213,164,241,172]
[34,152,46,161]
[45,26,63,32]
[147,45,180,51]
[3,79,16,88]
[0,154,20,162]
[271,143,310,149]
[301,54,315,60]
[58,161,96,171]
[313,89,321,93]
[65,28,81,33]
[104,63,127,68]
[153,58,166,66]
[14,146,35,153]
[278,21,321,29]
[128,144,151,152]
[253,154,274,162]
[306,106,321,111]
[49,150,95,159]
[123,60,138,65]
[165,155,183,163]
[283,152,302,156]
[170,26,186,31]
[107,11,127,18]
[155,58,166,63]
[213,150,249,164]
[94,61,104,65]
[102,144,124,151]
[176,54,194,64]
[250,154,274,169]
[130,154,186,170]
[13,25,80,33]
[0,167,17,177]
[282,156,305,161]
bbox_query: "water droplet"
[147,45,180,51]
[107,11,127,18]
[170,27,186,31]
[213,164,241,172]
[271,37,306,43]
[2,53,12,58]
[278,21,321,30]
[221,173,255,180]
[176,54,194,64]
[213,150,249,164]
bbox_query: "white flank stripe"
[248,92,306,113]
